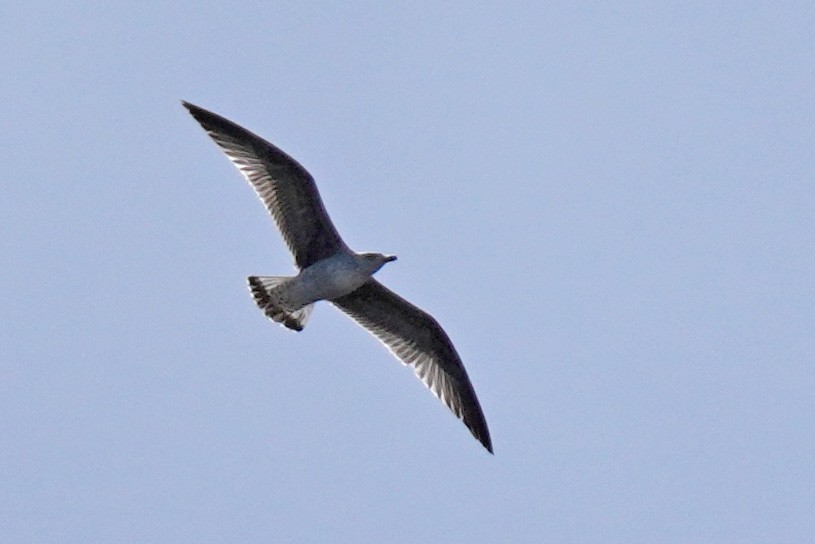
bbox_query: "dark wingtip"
[181,100,208,121]
[478,431,494,454]
[462,409,493,454]
[463,398,493,454]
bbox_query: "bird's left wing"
[183,101,348,268]
[332,280,492,453]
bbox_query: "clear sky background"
[2,2,814,542]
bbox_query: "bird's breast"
[296,255,370,302]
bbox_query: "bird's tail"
[247,276,314,332]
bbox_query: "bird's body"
[183,101,492,453]
[248,252,396,331]
[294,252,396,304]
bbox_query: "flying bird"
[183,101,492,453]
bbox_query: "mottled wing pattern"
[332,280,492,453]
[183,101,348,268]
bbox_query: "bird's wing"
[183,101,348,268]
[332,280,492,453]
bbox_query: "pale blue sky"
[2,2,814,542]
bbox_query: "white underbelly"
[292,256,369,303]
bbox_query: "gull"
[183,101,492,453]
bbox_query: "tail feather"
[247,276,314,332]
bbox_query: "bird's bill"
[385,255,398,263]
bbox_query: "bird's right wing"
[183,101,348,268]
[332,280,492,453]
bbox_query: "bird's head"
[360,252,397,274]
